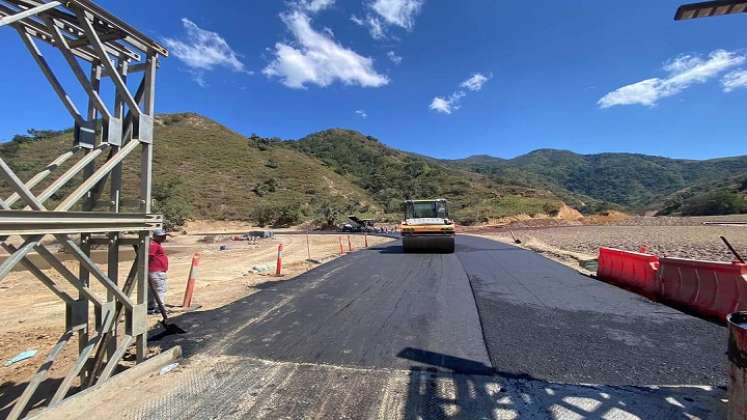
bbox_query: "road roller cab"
[400,199,456,253]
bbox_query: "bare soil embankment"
[468,215,747,276]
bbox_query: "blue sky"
[1,0,746,160]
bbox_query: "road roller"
[400,199,455,253]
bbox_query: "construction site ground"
[0,224,390,418]
[37,235,727,419]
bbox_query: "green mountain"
[445,149,747,215]
[0,114,561,227]
[290,129,562,223]
[0,114,378,227]
[3,113,744,226]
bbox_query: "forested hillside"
[446,149,747,215]
[0,114,562,227]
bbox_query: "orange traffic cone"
[182,253,200,308]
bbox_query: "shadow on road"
[0,377,66,420]
[397,347,724,419]
[397,347,493,375]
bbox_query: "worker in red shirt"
[148,228,169,314]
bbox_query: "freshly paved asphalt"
[166,235,727,386]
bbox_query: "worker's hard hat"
[153,228,167,237]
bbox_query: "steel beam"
[2,10,98,62]
[75,7,141,118]
[7,330,73,420]
[35,244,102,307]
[0,210,162,235]
[4,0,141,61]
[0,0,59,27]
[56,235,134,310]
[46,19,112,120]
[0,158,46,210]
[0,236,41,280]
[4,147,78,207]
[89,250,139,384]
[35,143,107,204]
[0,0,167,410]
[675,0,747,19]
[17,30,84,125]
[50,310,113,405]
[55,138,139,211]
[67,0,168,56]
[1,243,75,304]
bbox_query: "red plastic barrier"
[597,247,660,298]
[658,258,747,320]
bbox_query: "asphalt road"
[165,235,727,386]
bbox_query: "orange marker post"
[339,236,345,255]
[364,231,369,248]
[182,253,201,308]
[347,235,353,252]
[276,243,284,276]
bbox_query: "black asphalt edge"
[467,234,729,328]
[454,251,496,376]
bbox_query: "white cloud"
[599,49,745,108]
[366,16,385,39]
[461,73,488,91]
[722,70,747,92]
[355,109,368,118]
[300,0,335,13]
[193,73,208,88]
[352,14,385,39]
[598,79,662,108]
[429,73,488,114]
[164,18,247,74]
[429,97,453,114]
[370,0,424,29]
[353,0,424,40]
[351,15,364,25]
[264,11,389,89]
[387,51,403,65]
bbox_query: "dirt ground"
[0,226,392,415]
[475,224,747,262]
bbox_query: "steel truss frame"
[0,1,167,418]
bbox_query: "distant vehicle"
[400,199,455,253]
[342,216,377,232]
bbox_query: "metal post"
[728,312,747,419]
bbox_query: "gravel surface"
[486,225,747,261]
[608,215,747,227]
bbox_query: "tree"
[681,191,747,216]
[316,200,341,228]
[153,177,193,229]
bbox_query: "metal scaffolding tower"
[0,1,167,417]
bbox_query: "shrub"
[251,203,302,227]
[153,177,193,229]
[681,191,747,216]
[253,178,278,197]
